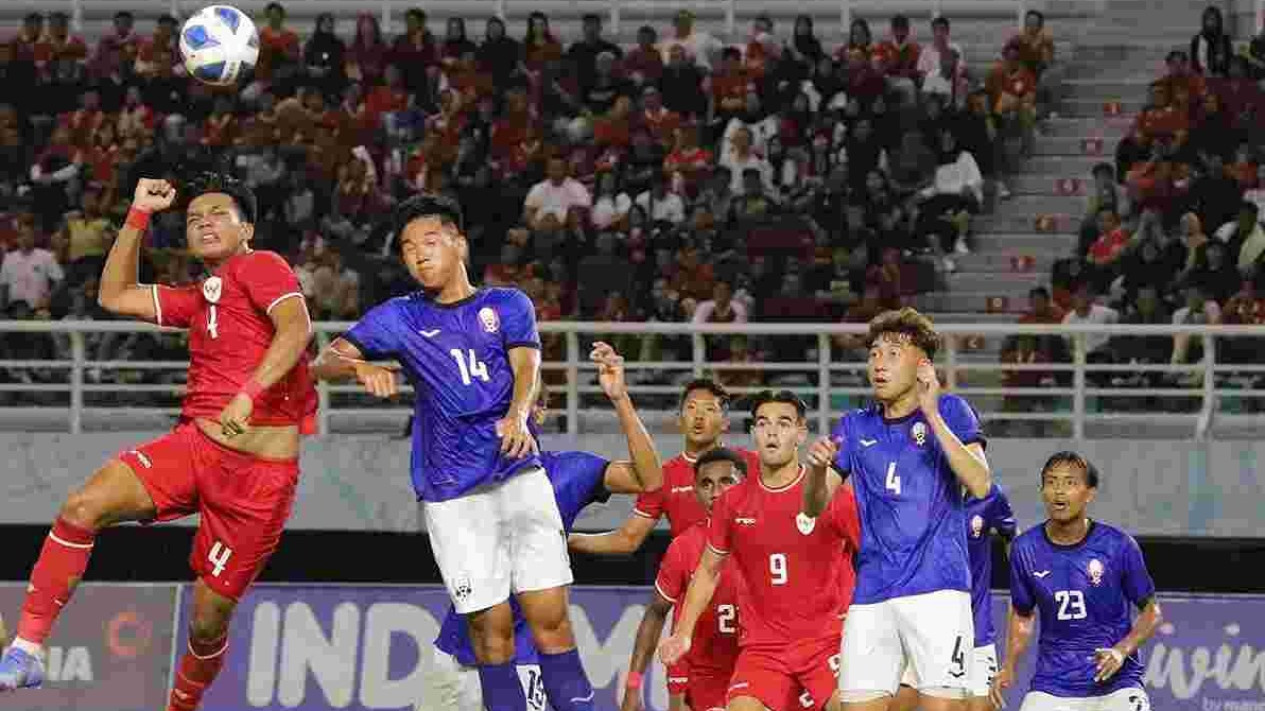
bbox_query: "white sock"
[11,637,43,657]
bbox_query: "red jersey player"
[660,390,860,711]
[569,378,758,709]
[621,448,748,711]
[0,175,316,711]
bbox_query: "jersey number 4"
[449,349,490,386]
[885,462,901,496]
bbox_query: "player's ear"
[796,420,808,445]
[239,221,255,243]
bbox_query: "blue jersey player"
[802,308,993,711]
[895,484,1018,711]
[992,452,1162,711]
[421,342,664,711]
[313,194,605,711]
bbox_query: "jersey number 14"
[449,349,490,385]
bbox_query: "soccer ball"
[179,5,259,86]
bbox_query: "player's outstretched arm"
[916,361,992,498]
[593,341,664,495]
[1095,598,1162,683]
[657,546,725,665]
[620,592,674,711]
[97,178,176,321]
[568,514,658,556]
[312,338,400,398]
[803,437,843,518]
[991,606,1035,709]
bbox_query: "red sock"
[168,636,228,711]
[16,517,96,645]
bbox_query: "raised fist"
[132,178,177,213]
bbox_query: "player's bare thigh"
[728,695,772,711]
[60,459,158,529]
[193,419,299,460]
[890,689,993,711]
[517,585,576,653]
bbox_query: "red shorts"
[666,659,690,696]
[727,635,840,711]
[117,422,299,601]
[686,671,731,711]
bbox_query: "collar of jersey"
[1042,518,1096,549]
[417,286,484,309]
[758,464,805,493]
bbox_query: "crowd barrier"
[1,582,1262,710]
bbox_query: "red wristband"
[240,379,267,402]
[125,207,151,231]
[625,670,643,690]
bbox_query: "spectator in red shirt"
[986,40,1038,156]
[201,96,237,148]
[665,123,714,196]
[59,90,106,148]
[523,11,564,71]
[636,86,681,148]
[391,8,438,93]
[365,64,412,137]
[10,12,43,62]
[37,12,88,76]
[135,14,179,80]
[710,47,752,122]
[743,14,780,81]
[91,10,140,81]
[1014,10,1064,119]
[624,26,664,89]
[836,18,874,65]
[256,3,301,86]
[347,13,389,87]
[874,15,921,107]
[1131,82,1189,149]
[1086,209,1134,289]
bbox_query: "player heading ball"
[803,307,992,711]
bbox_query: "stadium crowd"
[0,2,1067,393]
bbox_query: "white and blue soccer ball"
[179,5,259,86]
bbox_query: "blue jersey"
[965,484,1016,647]
[433,451,611,666]
[1009,521,1156,698]
[830,394,985,604]
[344,288,542,502]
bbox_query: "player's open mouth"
[1051,501,1069,511]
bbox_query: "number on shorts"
[206,305,219,339]
[525,668,547,710]
[828,653,842,675]
[769,553,788,585]
[1055,590,1088,620]
[717,604,736,634]
[950,635,966,677]
[885,461,901,496]
[449,348,490,386]
[208,541,233,577]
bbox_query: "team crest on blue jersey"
[478,306,500,333]
[1087,558,1105,586]
[911,421,927,446]
[202,276,223,304]
[796,512,817,535]
[970,514,984,538]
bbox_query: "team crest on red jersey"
[796,512,817,535]
[478,306,499,333]
[202,276,223,304]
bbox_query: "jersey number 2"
[1055,590,1088,620]
[717,604,736,634]
[449,349,490,386]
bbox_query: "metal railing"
[3,319,1265,439]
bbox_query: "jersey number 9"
[770,553,788,585]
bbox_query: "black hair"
[157,14,178,25]
[1040,450,1100,488]
[931,16,950,30]
[393,192,465,237]
[185,173,258,225]
[891,14,910,28]
[1029,286,1051,299]
[1025,9,1045,24]
[1091,162,1115,178]
[582,13,602,23]
[748,389,808,420]
[722,46,743,61]
[265,2,286,15]
[1242,201,1260,218]
[113,10,133,21]
[679,378,730,411]
[695,447,749,478]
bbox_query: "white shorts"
[839,589,975,697]
[418,648,548,711]
[899,643,998,698]
[423,466,573,614]
[1019,687,1151,711]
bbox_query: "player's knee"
[528,612,575,653]
[60,482,110,531]
[839,689,892,704]
[188,608,230,644]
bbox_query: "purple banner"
[0,583,178,711]
[182,586,1265,711]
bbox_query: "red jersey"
[633,448,761,537]
[655,521,742,676]
[707,468,859,647]
[152,250,316,430]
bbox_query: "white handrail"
[2,320,1264,438]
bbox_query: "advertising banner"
[182,585,1265,711]
[0,583,178,711]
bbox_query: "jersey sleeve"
[989,488,1018,541]
[632,485,665,521]
[1119,533,1157,609]
[823,481,862,551]
[654,536,690,603]
[1008,541,1036,615]
[239,251,305,315]
[152,284,202,329]
[343,300,404,360]
[940,394,986,448]
[499,288,541,350]
[706,490,734,556]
